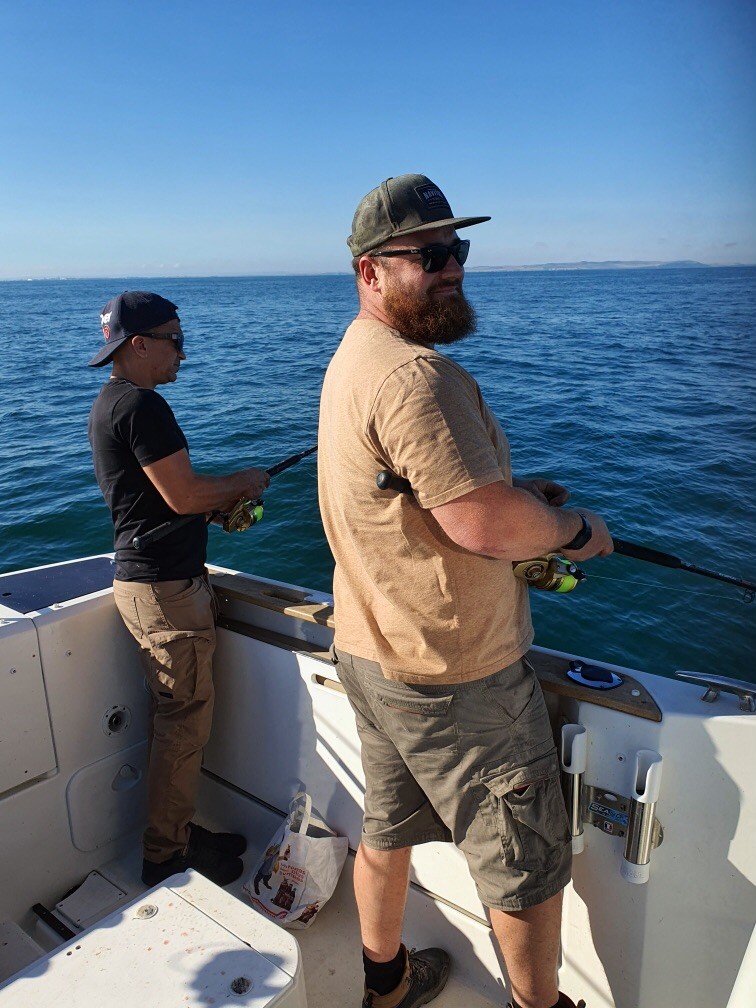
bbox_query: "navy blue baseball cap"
[88,291,179,367]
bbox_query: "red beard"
[382,279,477,346]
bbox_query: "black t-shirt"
[88,378,207,581]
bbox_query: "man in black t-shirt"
[88,291,269,888]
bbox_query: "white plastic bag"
[243,791,348,929]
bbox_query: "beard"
[382,277,477,346]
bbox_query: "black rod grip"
[613,537,755,590]
[133,514,198,550]
[376,470,413,494]
[612,538,682,569]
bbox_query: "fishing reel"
[512,553,587,592]
[221,498,265,533]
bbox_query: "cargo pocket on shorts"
[373,693,453,717]
[481,751,570,872]
[369,685,457,762]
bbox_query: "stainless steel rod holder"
[561,724,587,854]
[621,749,663,884]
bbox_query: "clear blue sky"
[1,0,754,278]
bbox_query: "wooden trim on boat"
[212,572,662,722]
[217,615,332,663]
[211,571,335,627]
[526,650,662,722]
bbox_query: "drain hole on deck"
[231,976,252,995]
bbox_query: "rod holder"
[560,724,587,854]
[621,749,663,884]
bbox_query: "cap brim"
[88,336,128,367]
[391,215,491,239]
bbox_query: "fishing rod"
[376,469,756,601]
[132,445,317,551]
[612,538,756,597]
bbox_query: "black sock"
[363,946,405,995]
[510,1000,563,1008]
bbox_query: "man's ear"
[129,334,149,359]
[358,255,382,290]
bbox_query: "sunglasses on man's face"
[138,331,185,351]
[370,238,470,274]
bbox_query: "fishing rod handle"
[612,538,681,569]
[132,513,197,550]
[376,470,413,494]
[613,537,756,591]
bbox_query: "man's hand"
[216,468,270,514]
[239,466,270,501]
[514,477,570,507]
[562,508,614,561]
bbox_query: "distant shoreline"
[468,259,727,272]
[3,261,754,282]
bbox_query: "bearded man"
[318,175,613,1008]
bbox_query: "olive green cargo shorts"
[333,649,572,911]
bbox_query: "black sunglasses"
[137,331,185,351]
[370,238,470,274]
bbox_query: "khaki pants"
[113,575,217,863]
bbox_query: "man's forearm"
[143,449,268,514]
[431,481,584,561]
[169,470,257,514]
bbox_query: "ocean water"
[1,268,754,683]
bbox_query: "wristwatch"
[562,512,592,551]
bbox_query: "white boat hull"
[0,556,754,1006]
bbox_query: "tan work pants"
[113,575,217,863]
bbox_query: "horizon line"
[2,260,755,283]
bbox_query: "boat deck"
[0,841,501,1007]
[263,858,501,1008]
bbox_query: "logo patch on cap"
[414,183,451,212]
[100,311,112,340]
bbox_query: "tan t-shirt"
[318,318,533,684]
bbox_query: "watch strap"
[562,513,592,551]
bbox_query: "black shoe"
[189,821,247,858]
[142,838,244,888]
[362,946,450,1008]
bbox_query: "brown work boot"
[362,945,450,1008]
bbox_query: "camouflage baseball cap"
[347,174,490,257]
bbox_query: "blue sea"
[1,269,754,683]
